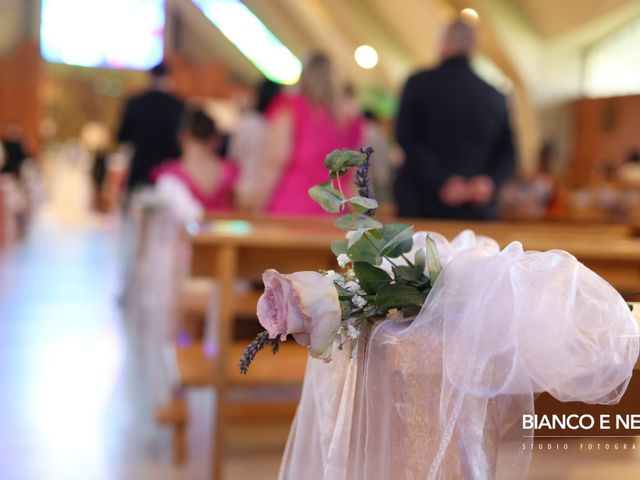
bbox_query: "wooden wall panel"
[0,45,244,147]
[572,95,640,185]
[0,41,42,152]
[165,50,242,100]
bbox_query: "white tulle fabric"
[280,230,639,480]
[124,204,200,407]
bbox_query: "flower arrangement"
[239,147,441,374]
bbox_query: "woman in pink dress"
[151,108,238,222]
[253,53,363,215]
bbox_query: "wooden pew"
[178,217,640,479]
[204,212,633,239]
[192,217,640,294]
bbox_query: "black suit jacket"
[117,90,185,190]
[1,139,28,178]
[395,56,515,219]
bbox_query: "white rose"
[257,269,342,361]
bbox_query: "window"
[583,16,640,97]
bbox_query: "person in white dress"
[228,79,281,210]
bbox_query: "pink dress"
[267,94,363,215]
[151,160,238,212]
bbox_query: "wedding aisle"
[0,151,288,479]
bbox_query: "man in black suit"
[1,125,29,178]
[117,62,185,193]
[395,19,515,219]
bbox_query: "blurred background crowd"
[3,0,640,240]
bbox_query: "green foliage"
[378,224,414,257]
[375,284,427,312]
[348,229,367,248]
[392,265,427,288]
[306,147,442,323]
[347,234,381,265]
[402,304,422,318]
[242,148,448,375]
[331,239,349,257]
[341,223,414,267]
[414,248,426,277]
[347,196,378,213]
[324,149,367,178]
[353,262,392,294]
[426,235,442,286]
[308,182,344,213]
[335,214,383,231]
[340,300,353,319]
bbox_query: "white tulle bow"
[280,230,639,480]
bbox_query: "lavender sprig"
[355,147,377,217]
[239,331,281,374]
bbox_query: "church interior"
[3,0,640,479]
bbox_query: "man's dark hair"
[150,62,169,78]
[256,79,282,114]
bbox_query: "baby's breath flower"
[325,270,344,284]
[345,281,361,293]
[352,294,367,309]
[337,253,351,268]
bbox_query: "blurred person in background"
[0,129,30,239]
[229,79,281,210]
[151,108,238,223]
[80,121,111,211]
[500,142,557,220]
[252,52,363,215]
[395,18,515,219]
[1,125,29,179]
[362,109,394,205]
[619,149,640,186]
[117,62,185,199]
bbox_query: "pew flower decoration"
[239,148,442,374]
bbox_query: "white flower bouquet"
[240,148,442,373]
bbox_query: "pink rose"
[257,269,341,361]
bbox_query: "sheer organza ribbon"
[280,231,639,480]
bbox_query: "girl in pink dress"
[253,53,363,215]
[152,108,238,222]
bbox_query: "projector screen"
[40,0,164,70]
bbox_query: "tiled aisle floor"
[0,218,128,479]
[0,216,287,479]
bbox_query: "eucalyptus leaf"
[402,304,422,318]
[331,239,349,257]
[353,262,392,294]
[335,214,383,231]
[340,300,353,319]
[308,182,344,213]
[375,284,427,311]
[348,234,380,265]
[347,196,378,210]
[324,149,367,177]
[426,235,442,286]
[414,248,427,276]
[348,228,367,248]
[392,265,422,286]
[379,224,414,258]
